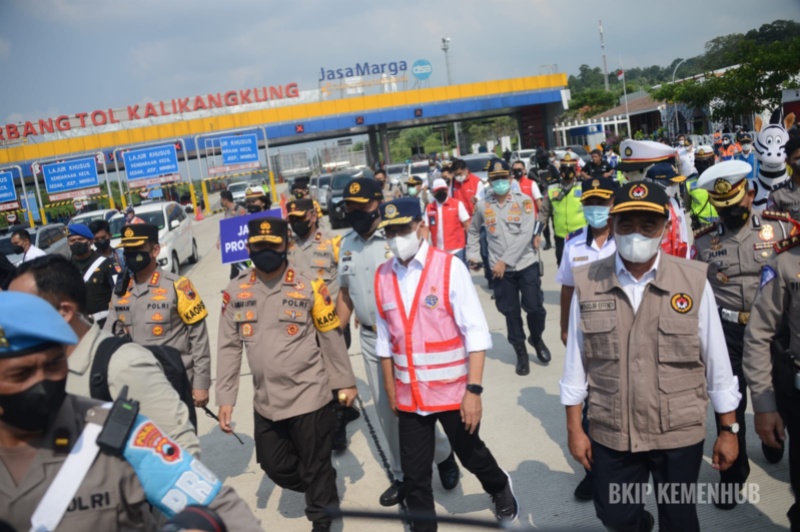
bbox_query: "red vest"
[518,177,539,217]
[661,201,688,258]
[453,174,481,216]
[426,199,466,251]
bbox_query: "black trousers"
[776,376,800,530]
[592,440,704,532]
[555,236,565,267]
[543,220,552,246]
[493,262,546,348]
[713,320,750,485]
[399,410,508,532]
[254,405,338,523]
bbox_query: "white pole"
[620,58,631,137]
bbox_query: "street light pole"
[442,37,462,156]
[671,58,688,137]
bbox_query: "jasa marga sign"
[318,60,408,82]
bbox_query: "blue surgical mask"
[491,179,511,196]
[583,205,611,228]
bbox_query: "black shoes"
[437,452,460,490]
[529,336,551,364]
[641,510,655,532]
[311,521,331,531]
[543,242,552,250]
[762,441,784,463]
[713,482,743,510]
[514,344,530,376]
[379,480,405,507]
[574,473,593,501]
[491,471,519,522]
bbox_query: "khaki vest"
[573,253,709,452]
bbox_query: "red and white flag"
[615,69,625,81]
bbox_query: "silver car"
[0,223,70,266]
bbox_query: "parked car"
[310,174,332,213]
[68,209,119,227]
[385,163,406,189]
[108,201,197,274]
[327,168,375,230]
[0,223,70,266]
[510,149,538,173]
[227,181,252,205]
[554,145,592,165]
[405,161,430,185]
[461,153,494,182]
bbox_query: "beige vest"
[573,253,709,452]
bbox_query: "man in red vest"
[511,160,542,215]
[426,178,471,262]
[451,158,483,216]
[376,197,519,531]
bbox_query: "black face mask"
[246,204,263,214]
[70,241,91,257]
[124,251,152,273]
[12,244,24,255]
[0,378,67,432]
[346,208,379,235]
[291,220,313,238]
[512,169,524,180]
[94,238,111,252]
[718,205,750,229]
[250,248,286,273]
[434,191,449,203]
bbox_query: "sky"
[1,0,798,126]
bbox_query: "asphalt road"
[182,192,792,531]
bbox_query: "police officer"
[767,132,800,221]
[335,178,458,507]
[67,224,116,328]
[538,153,586,266]
[643,162,690,258]
[735,133,759,179]
[104,223,211,408]
[694,161,797,490]
[684,146,719,229]
[291,176,324,217]
[562,182,741,531]
[216,216,357,532]
[532,149,560,250]
[468,158,550,376]
[9,255,199,455]
[244,185,271,213]
[581,149,613,180]
[743,230,800,530]
[0,292,261,531]
[88,219,124,272]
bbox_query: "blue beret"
[645,162,687,184]
[0,292,77,357]
[68,223,94,239]
[378,197,422,229]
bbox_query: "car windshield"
[109,211,165,237]
[557,145,589,156]
[410,162,428,173]
[70,213,105,226]
[386,165,405,175]
[319,176,331,187]
[0,236,15,256]
[228,182,250,193]
[518,150,535,159]
[332,173,358,189]
[465,157,491,172]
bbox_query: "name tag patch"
[580,300,616,312]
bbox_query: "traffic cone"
[195,207,204,221]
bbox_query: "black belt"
[362,324,377,333]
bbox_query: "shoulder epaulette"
[693,222,718,239]
[774,235,800,254]
[763,210,794,223]
[283,268,296,285]
[566,227,584,242]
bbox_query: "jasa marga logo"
[318,60,408,81]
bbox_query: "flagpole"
[620,56,631,137]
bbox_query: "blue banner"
[220,134,259,165]
[0,171,16,204]
[123,145,180,181]
[42,157,99,194]
[219,208,282,264]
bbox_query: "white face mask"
[615,230,664,263]
[664,183,679,199]
[455,173,466,183]
[741,143,751,153]
[388,230,421,261]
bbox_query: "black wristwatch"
[720,423,740,434]
[466,383,484,395]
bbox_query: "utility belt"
[719,307,750,326]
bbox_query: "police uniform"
[694,161,796,504]
[468,158,550,375]
[743,233,800,528]
[291,177,324,218]
[768,180,800,221]
[0,292,261,532]
[337,178,455,506]
[684,146,719,228]
[287,198,342,298]
[538,154,586,266]
[561,182,741,531]
[103,224,212,392]
[216,217,355,529]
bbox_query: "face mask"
[12,244,24,255]
[124,250,152,273]
[376,180,386,188]
[126,214,134,222]
[434,191,449,203]
[246,203,262,214]
[718,205,750,229]
[249,248,286,273]
[583,206,611,229]
[615,231,664,263]
[549,157,556,164]
[0,377,66,432]
[70,241,90,257]
[664,184,679,199]
[723,140,731,146]
[741,143,751,152]
[94,238,111,252]
[290,220,313,238]
[491,179,511,196]
[388,231,421,261]
[455,173,466,183]
[346,208,379,235]
[294,192,305,199]
[512,169,524,179]
[407,186,418,197]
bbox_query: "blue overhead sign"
[0,171,16,204]
[122,144,180,182]
[42,157,100,195]
[220,134,259,165]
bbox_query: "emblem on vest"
[424,294,439,309]
[670,293,693,313]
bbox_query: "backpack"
[89,335,198,431]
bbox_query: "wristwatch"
[466,384,483,395]
[720,423,740,434]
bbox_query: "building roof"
[593,94,664,119]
